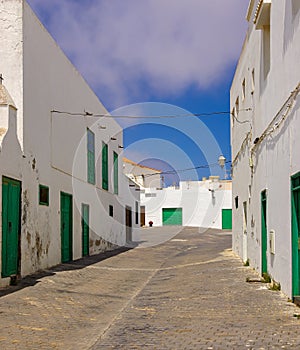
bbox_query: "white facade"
[123,157,162,189]
[0,0,138,286]
[231,0,300,298]
[141,177,232,229]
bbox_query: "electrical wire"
[51,109,252,119]
[134,160,231,178]
[231,110,252,124]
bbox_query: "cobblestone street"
[0,227,300,349]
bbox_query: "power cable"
[133,160,231,178]
[51,109,251,119]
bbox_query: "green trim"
[261,190,268,274]
[291,172,300,297]
[39,184,49,206]
[102,142,108,190]
[87,128,95,185]
[113,151,118,194]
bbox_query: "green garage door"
[162,208,182,226]
[222,209,232,230]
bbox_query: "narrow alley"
[0,227,300,350]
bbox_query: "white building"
[141,177,232,229]
[123,157,162,189]
[0,0,138,287]
[231,0,300,298]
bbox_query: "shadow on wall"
[283,0,300,54]
[0,110,22,163]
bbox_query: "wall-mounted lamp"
[118,145,124,149]
[98,125,106,129]
[129,184,135,187]
[110,137,117,141]
[84,110,93,116]
[218,155,226,169]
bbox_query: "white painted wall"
[0,0,136,283]
[123,158,162,189]
[141,179,232,229]
[231,0,300,297]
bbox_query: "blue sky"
[27,0,249,185]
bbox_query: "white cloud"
[27,0,248,108]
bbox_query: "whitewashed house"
[231,0,300,298]
[0,0,138,287]
[141,177,232,229]
[123,158,232,229]
[123,157,162,189]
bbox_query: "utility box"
[269,230,275,254]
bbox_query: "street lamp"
[218,155,226,169]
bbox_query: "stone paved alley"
[0,227,300,349]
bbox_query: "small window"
[242,79,246,100]
[39,185,49,206]
[109,205,114,217]
[235,196,239,209]
[145,193,157,198]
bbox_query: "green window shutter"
[102,142,108,190]
[113,151,118,194]
[87,129,95,184]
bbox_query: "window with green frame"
[39,185,49,206]
[102,142,108,190]
[87,128,95,184]
[113,151,118,194]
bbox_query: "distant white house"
[0,0,138,287]
[141,177,232,230]
[231,0,300,298]
[123,157,162,189]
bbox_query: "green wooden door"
[60,192,73,263]
[125,206,132,242]
[81,204,89,257]
[261,190,268,274]
[222,209,232,230]
[162,208,182,226]
[1,177,21,277]
[292,173,300,297]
